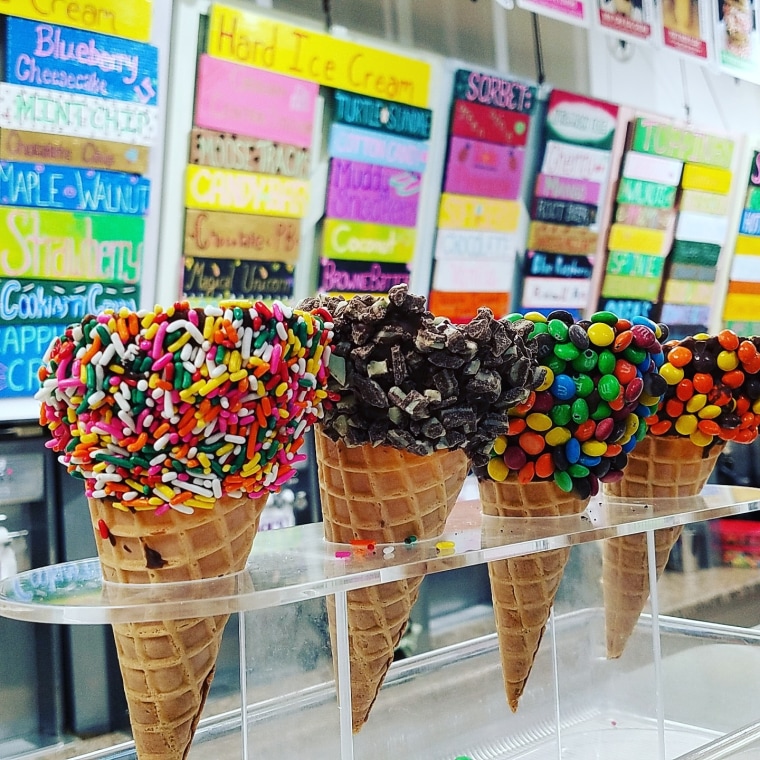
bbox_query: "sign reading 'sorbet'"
[6,18,159,105]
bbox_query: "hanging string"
[531,13,546,85]
[323,0,333,30]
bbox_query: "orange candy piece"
[518,461,536,484]
[509,418,527,435]
[718,329,739,351]
[665,398,685,418]
[668,346,693,368]
[575,420,596,441]
[722,369,745,389]
[676,378,695,401]
[650,420,673,435]
[736,428,758,444]
[535,452,555,479]
[692,374,713,394]
[698,419,721,436]
[519,431,545,456]
[738,340,758,364]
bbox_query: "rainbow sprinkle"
[36,301,333,514]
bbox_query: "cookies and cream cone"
[316,429,468,732]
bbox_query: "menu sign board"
[6,18,159,105]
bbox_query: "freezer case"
[2,485,760,760]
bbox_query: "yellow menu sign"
[0,0,153,41]
[207,4,430,108]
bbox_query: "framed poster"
[660,0,713,61]
[596,0,657,41]
[713,0,760,80]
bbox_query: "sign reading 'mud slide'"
[5,18,159,105]
[194,55,317,148]
[326,158,420,227]
[0,161,151,215]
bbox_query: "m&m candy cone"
[603,329,760,659]
[475,310,666,712]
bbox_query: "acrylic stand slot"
[1,484,760,759]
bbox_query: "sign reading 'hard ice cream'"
[194,55,317,149]
[206,4,430,107]
[0,129,150,173]
[0,0,153,42]
[6,18,159,105]
[183,209,300,262]
[0,278,138,324]
[185,165,309,218]
[0,207,143,282]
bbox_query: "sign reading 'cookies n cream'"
[0,129,150,173]
[0,82,158,145]
[6,18,159,105]
[183,210,300,262]
[321,219,415,263]
[185,165,309,218]
[0,0,153,42]
[206,4,430,107]
[194,55,317,149]
[0,278,138,323]
[189,128,310,179]
[0,207,143,282]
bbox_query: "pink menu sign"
[444,136,525,200]
[326,158,421,227]
[194,54,318,149]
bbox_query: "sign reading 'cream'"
[0,82,157,145]
[185,165,309,218]
[0,0,153,42]
[183,210,300,262]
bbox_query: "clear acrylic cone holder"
[2,484,760,760]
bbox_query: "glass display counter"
[1,484,760,759]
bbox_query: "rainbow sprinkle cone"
[90,494,267,760]
[479,477,588,712]
[602,328,760,660]
[315,428,468,732]
[36,301,335,759]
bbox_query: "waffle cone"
[603,435,725,659]
[88,494,267,760]
[314,428,468,732]
[478,477,589,712]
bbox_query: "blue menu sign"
[0,161,151,215]
[5,17,159,106]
